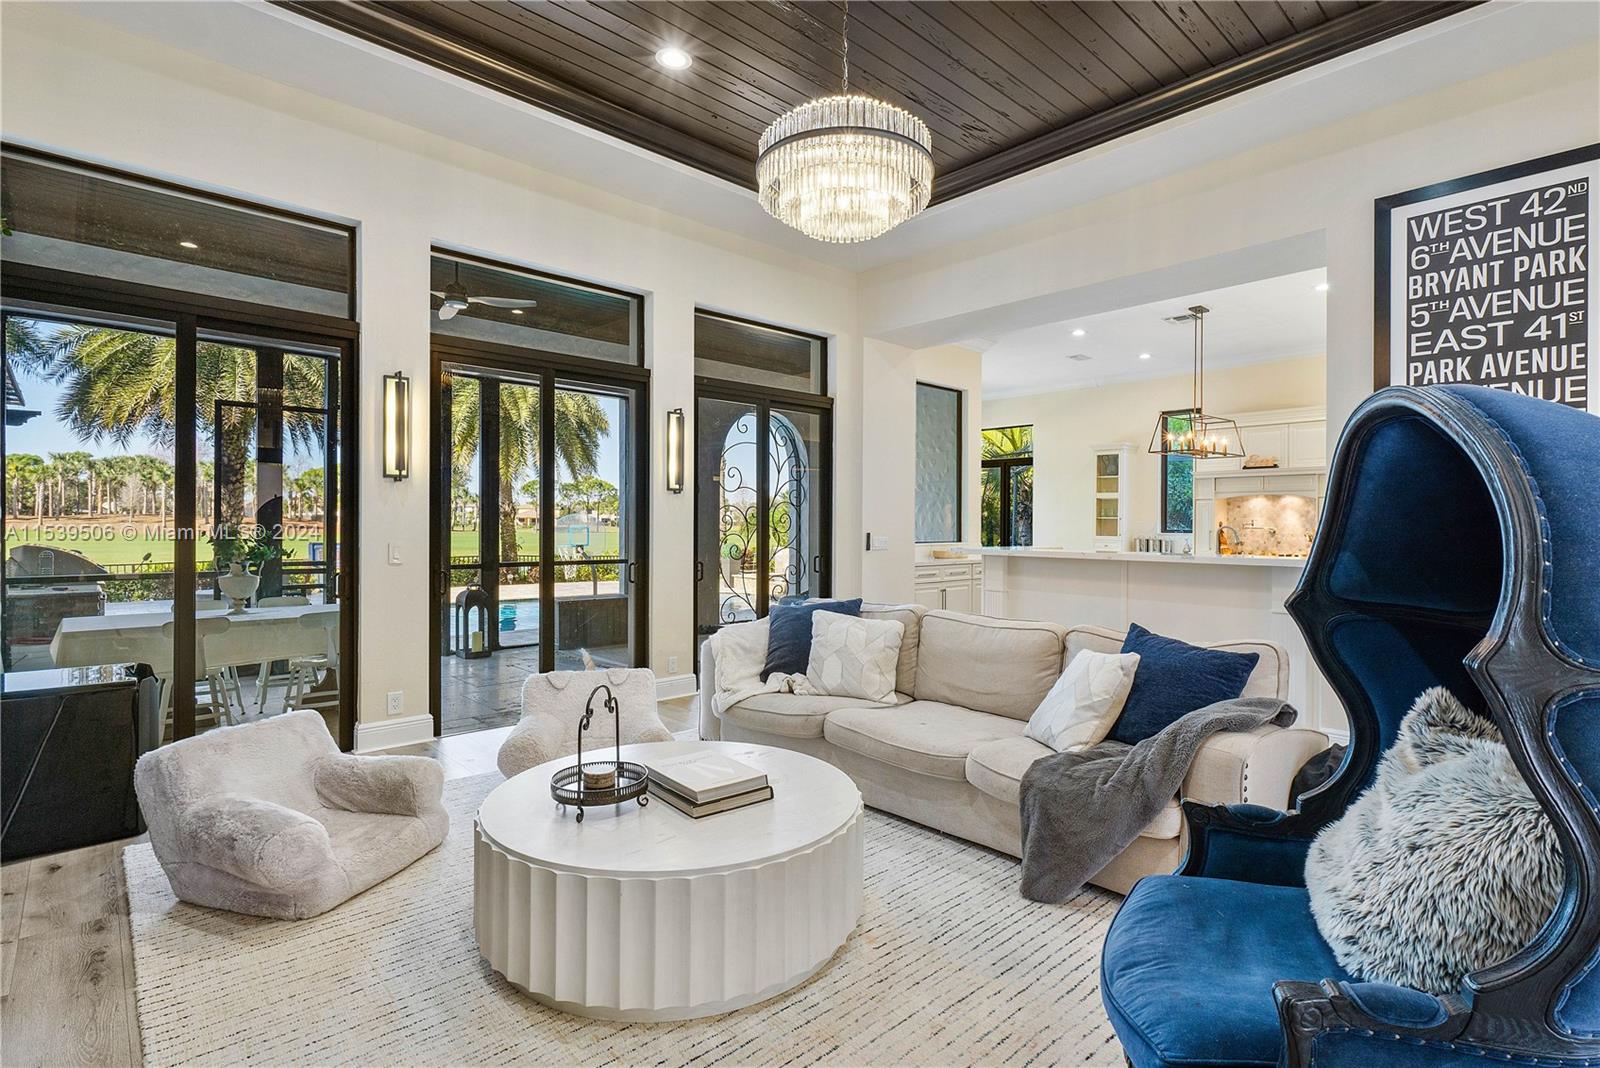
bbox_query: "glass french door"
[2,306,353,747]
[693,387,831,659]
[433,349,645,736]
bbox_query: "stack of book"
[647,752,773,818]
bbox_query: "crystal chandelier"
[756,2,933,243]
[1148,306,1245,459]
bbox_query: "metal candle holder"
[549,683,650,822]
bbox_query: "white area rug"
[124,774,1123,1066]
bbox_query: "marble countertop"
[971,546,1307,569]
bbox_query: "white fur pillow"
[1305,687,1562,994]
[805,611,905,704]
[1024,650,1141,752]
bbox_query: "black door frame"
[428,334,651,737]
[982,456,1033,547]
[692,376,834,653]
[1,268,361,752]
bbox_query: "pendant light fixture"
[756,0,933,243]
[1147,305,1245,459]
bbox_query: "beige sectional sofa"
[698,604,1328,893]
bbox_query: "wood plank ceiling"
[279,1,1477,205]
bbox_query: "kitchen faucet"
[1217,524,1242,554]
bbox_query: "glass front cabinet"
[1093,444,1130,551]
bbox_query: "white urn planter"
[217,562,260,614]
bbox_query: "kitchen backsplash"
[1214,493,1318,556]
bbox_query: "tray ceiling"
[277,1,1475,205]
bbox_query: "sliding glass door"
[2,307,354,746]
[432,350,646,735]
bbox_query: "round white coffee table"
[474,740,863,1021]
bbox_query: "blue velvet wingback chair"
[1099,385,1600,1067]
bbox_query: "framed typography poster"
[1376,144,1600,412]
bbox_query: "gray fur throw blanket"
[1305,687,1562,995]
[1018,696,1296,903]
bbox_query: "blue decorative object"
[1105,623,1258,744]
[1098,386,1600,1067]
[761,598,863,681]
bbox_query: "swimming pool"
[498,600,539,632]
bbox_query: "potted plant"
[208,526,294,614]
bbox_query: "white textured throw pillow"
[1024,650,1142,752]
[805,611,905,704]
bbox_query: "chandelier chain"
[842,0,850,94]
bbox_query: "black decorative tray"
[550,760,650,821]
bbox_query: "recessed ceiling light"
[654,47,692,71]
[511,309,524,315]
[1314,282,1330,292]
[1071,328,1086,337]
[178,240,199,249]
[1138,352,1152,360]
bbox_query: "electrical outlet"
[668,655,679,674]
[386,690,403,717]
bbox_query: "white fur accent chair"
[496,668,672,779]
[134,710,448,920]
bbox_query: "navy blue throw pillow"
[761,598,863,680]
[1107,622,1260,744]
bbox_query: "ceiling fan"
[431,261,538,320]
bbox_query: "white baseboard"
[656,673,698,701]
[355,713,435,752]
[1321,726,1350,747]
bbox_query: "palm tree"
[10,328,325,530]
[133,455,174,519]
[6,453,44,517]
[46,451,92,516]
[449,378,608,563]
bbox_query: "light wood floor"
[0,697,697,1068]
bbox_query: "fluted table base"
[474,806,864,1021]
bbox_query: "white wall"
[0,5,863,737]
[860,42,1600,454]
[983,355,1326,550]
[858,342,982,604]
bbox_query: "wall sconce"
[383,371,411,481]
[666,407,685,493]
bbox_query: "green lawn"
[6,520,620,569]
[446,526,621,560]
[4,524,327,568]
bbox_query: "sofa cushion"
[762,598,862,680]
[1066,625,1288,702]
[1107,623,1260,744]
[724,691,909,739]
[806,611,904,704]
[1102,875,1351,1067]
[824,700,1025,780]
[964,737,1182,840]
[862,602,923,696]
[912,611,1067,721]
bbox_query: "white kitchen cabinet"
[1288,421,1327,470]
[1241,424,1289,465]
[1196,409,1325,475]
[1093,444,1130,551]
[914,559,983,614]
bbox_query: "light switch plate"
[668,656,679,674]
[388,542,402,565]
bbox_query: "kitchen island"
[974,547,1341,736]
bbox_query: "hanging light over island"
[1148,305,1245,460]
